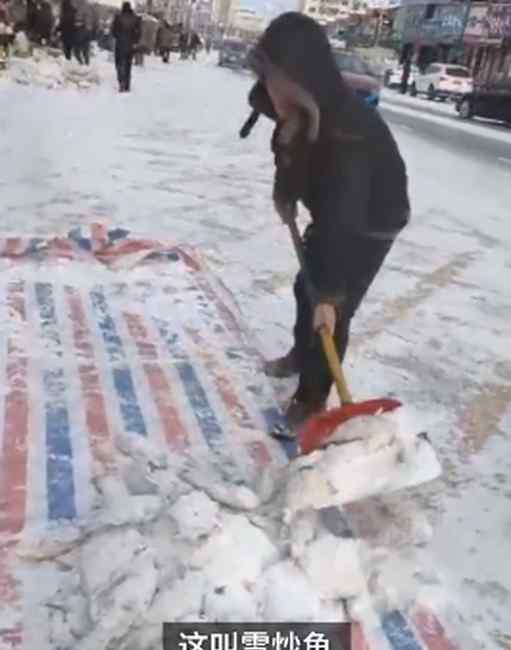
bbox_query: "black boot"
[272,397,326,439]
[264,348,298,379]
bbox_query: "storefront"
[463,1,511,82]
[397,0,470,69]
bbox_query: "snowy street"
[1,51,511,648]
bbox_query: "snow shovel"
[284,218,402,454]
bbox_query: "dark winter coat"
[38,1,54,41]
[111,5,141,55]
[59,0,76,40]
[244,12,410,304]
[157,21,172,49]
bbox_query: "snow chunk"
[145,573,206,623]
[190,514,277,586]
[286,409,441,517]
[259,560,321,621]
[79,545,158,650]
[204,583,259,621]
[122,461,159,496]
[171,491,220,541]
[116,433,169,470]
[298,533,366,600]
[8,54,101,89]
[80,528,147,601]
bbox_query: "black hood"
[248,12,351,112]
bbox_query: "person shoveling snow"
[240,13,410,436]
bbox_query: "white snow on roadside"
[7,51,101,90]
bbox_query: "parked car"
[455,77,511,124]
[409,63,473,101]
[218,37,247,68]
[385,64,419,90]
[333,50,382,107]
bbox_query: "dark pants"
[161,48,170,63]
[74,33,91,65]
[62,38,74,61]
[115,49,133,91]
[293,225,395,406]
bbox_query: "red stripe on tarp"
[196,274,244,338]
[184,325,253,426]
[50,237,76,260]
[351,623,371,650]
[0,284,29,536]
[412,605,462,650]
[4,238,23,257]
[184,324,272,468]
[123,312,189,452]
[65,286,114,472]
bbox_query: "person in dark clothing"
[111,1,141,92]
[58,0,77,60]
[189,30,200,60]
[73,4,93,65]
[157,19,172,63]
[241,13,410,431]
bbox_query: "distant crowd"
[0,0,207,72]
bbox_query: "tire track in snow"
[353,250,479,351]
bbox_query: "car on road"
[409,63,473,101]
[455,77,511,125]
[384,63,419,90]
[333,50,382,107]
[218,38,247,68]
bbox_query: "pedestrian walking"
[157,19,172,63]
[111,1,141,92]
[58,0,77,60]
[241,12,410,431]
[74,2,93,65]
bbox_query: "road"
[381,100,511,169]
[2,53,511,649]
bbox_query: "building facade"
[463,1,511,80]
[395,0,470,69]
[394,0,511,81]
[227,6,265,36]
[301,0,361,27]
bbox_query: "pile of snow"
[7,51,101,89]
[285,407,442,521]
[17,413,440,649]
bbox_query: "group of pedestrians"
[58,0,94,65]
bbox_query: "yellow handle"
[319,326,353,405]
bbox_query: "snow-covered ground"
[1,50,511,648]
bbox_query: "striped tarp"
[0,226,463,650]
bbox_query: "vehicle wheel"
[459,98,473,120]
[427,85,436,101]
[409,82,417,97]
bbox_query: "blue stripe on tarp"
[34,283,76,521]
[43,368,76,520]
[68,227,92,251]
[90,286,147,436]
[382,611,424,650]
[155,319,224,451]
[193,291,292,452]
[27,237,46,256]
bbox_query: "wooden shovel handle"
[319,325,353,405]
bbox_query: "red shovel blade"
[298,398,402,455]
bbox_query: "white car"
[409,63,473,101]
[385,64,419,89]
